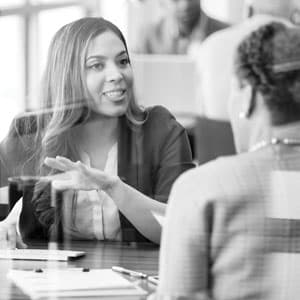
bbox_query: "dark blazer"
[0,106,194,243]
[117,106,194,241]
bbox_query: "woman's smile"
[102,88,127,102]
[85,31,133,116]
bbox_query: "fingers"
[52,179,75,190]
[47,171,72,181]
[55,156,81,170]
[45,157,102,191]
[44,157,70,172]
[0,223,18,249]
[55,156,76,166]
[44,156,82,172]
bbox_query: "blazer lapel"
[117,117,147,241]
[118,116,143,191]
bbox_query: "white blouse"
[63,143,121,241]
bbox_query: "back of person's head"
[246,0,300,24]
[235,21,300,125]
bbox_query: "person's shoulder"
[203,150,265,173]
[145,105,183,129]
[141,17,165,37]
[146,105,174,118]
[132,18,166,54]
[142,105,185,141]
[176,151,259,185]
[168,155,238,203]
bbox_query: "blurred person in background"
[133,0,228,54]
[0,17,194,248]
[194,0,300,121]
[150,22,300,300]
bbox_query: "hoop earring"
[239,88,256,119]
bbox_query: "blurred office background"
[0,0,244,147]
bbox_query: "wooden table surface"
[0,241,159,300]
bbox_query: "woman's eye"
[88,63,104,71]
[119,58,129,67]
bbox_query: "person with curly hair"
[150,22,300,300]
[194,0,300,120]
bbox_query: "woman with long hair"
[0,17,193,246]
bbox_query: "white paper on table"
[0,249,85,261]
[8,268,147,299]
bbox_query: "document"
[8,268,147,299]
[0,249,85,261]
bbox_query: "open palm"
[45,156,116,191]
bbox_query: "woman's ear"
[239,85,256,119]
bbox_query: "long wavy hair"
[28,17,145,175]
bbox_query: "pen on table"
[112,266,148,279]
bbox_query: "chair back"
[194,116,236,165]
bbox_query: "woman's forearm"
[44,157,167,243]
[106,178,166,244]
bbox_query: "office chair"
[194,116,236,165]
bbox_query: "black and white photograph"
[1,0,300,299]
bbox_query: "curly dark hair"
[235,22,300,125]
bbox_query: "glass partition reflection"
[0,16,25,142]
[0,0,25,7]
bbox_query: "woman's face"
[85,31,133,117]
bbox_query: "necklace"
[249,138,300,152]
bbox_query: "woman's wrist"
[100,175,123,195]
[103,175,128,207]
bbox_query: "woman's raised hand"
[44,156,119,192]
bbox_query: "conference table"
[0,240,159,300]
